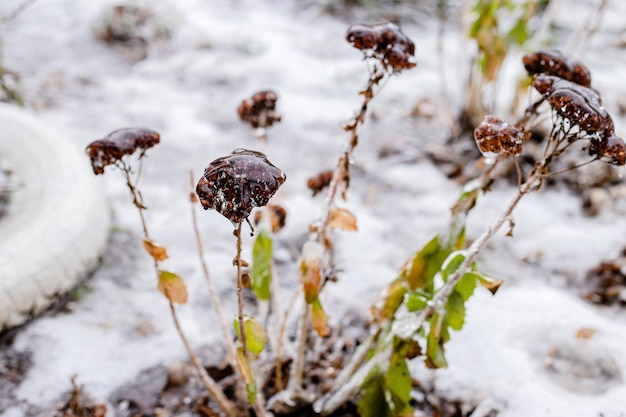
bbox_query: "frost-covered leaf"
[157,270,187,304]
[234,316,267,355]
[358,372,390,417]
[401,235,448,292]
[311,297,330,337]
[369,278,408,322]
[405,290,428,312]
[251,230,272,301]
[472,271,504,295]
[299,241,324,304]
[385,352,412,415]
[456,272,478,301]
[328,207,358,231]
[446,290,466,331]
[441,251,466,282]
[142,237,168,262]
[426,313,448,368]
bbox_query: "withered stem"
[235,222,248,355]
[275,289,301,392]
[168,301,240,416]
[189,171,238,372]
[288,303,311,392]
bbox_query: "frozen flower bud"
[86,127,160,174]
[237,90,282,129]
[346,22,416,72]
[196,149,286,224]
[523,50,591,87]
[474,115,525,156]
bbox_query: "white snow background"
[1,0,626,416]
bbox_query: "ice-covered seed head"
[346,22,416,72]
[474,115,525,156]
[523,50,591,87]
[590,134,626,166]
[196,149,286,224]
[237,90,282,129]
[86,127,160,175]
[533,75,614,136]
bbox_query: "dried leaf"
[369,278,408,322]
[474,272,504,295]
[158,270,188,304]
[576,327,597,340]
[299,241,324,304]
[328,207,358,231]
[311,297,330,337]
[142,237,169,262]
[235,348,257,404]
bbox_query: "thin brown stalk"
[288,304,311,392]
[189,170,238,372]
[234,222,248,355]
[121,167,237,416]
[168,301,239,416]
[275,289,301,392]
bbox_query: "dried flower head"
[237,90,282,129]
[346,22,416,72]
[589,134,626,166]
[196,149,286,224]
[307,170,334,196]
[532,75,614,137]
[523,50,591,87]
[86,127,160,174]
[474,115,526,156]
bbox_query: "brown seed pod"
[307,170,334,197]
[345,22,416,72]
[237,90,282,129]
[523,50,591,87]
[346,24,380,51]
[85,127,160,175]
[589,134,626,166]
[474,115,526,155]
[532,75,613,136]
[196,149,286,224]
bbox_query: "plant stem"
[168,301,239,416]
[288,304,310,392]
[189,171,238,372]
[235,222,248,355]
[275,289,301,392]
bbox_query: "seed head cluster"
[346,23,416,72]
[237,90,282,129]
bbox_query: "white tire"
[0,104,110,330]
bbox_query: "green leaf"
[441,251,466,282]
[251,230,273,301]
[371,278,409,322]
[405,291,428,312]
[446,290,466,331]
[402,235,449,293]
[358,371,391,417]
[385,353,412,414]
[247,379,257,404]
[456,272,478,301]
[426,313,448,368]
[311,297,330,337]
[234,316,267,355]
[507,17,529,45]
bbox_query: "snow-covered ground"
[1,0,626,416]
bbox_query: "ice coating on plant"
[589,134,626,166]
[237,90,282,129]
[346,22,416,72]
[473,115,525,156]
[196,148,286,224]
[85,127,160,174]
[523,50,591,87]
[532,75,614,137]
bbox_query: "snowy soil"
[1,0,626,416]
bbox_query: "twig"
[168,301,239,416]
[234,222,248,355]
[288,304,310,392]
[189,170,238,372]
[275,289,300,392]
[0,0,37,24]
